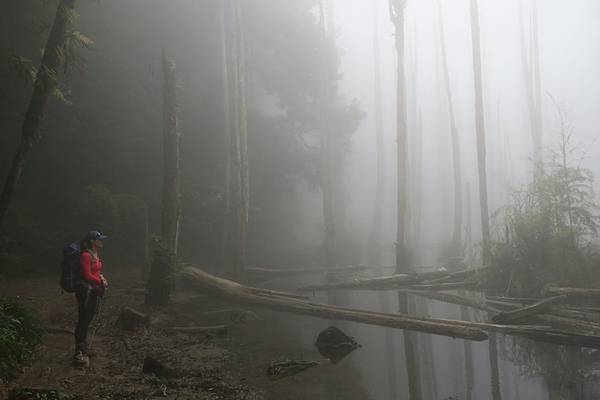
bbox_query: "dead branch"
[492,295,567,324]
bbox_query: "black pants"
[74,286,101,352]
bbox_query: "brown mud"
[0,268,370,399]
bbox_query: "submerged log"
[492,295,567,324]
[180,267,488,341]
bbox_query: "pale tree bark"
[470,1,500,397]
[390,1,421,399]
[436,0,463,257]
[519,0,543,171]
[368,0,386,268]
[369,2,398,398]
[222,0,249,282]
[318,0,336,270]
[220,0,233,272]
[146,53,181,305]
[469,0,490,265]
[0,0,77,226]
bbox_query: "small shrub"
[0,298,43,381]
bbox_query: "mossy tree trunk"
[0,0,77,226]
[146,53,180,305]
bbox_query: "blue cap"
[85,230,108,241]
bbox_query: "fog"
[2,0,600,398]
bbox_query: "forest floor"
[0,267,369,400]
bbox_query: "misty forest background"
[0,0,365,273]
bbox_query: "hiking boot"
[73,351,90,368]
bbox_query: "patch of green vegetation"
[490,155,600,295]
[7,388,81,400]
[0,298,43,381]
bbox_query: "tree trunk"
[0,0,77,226]
[146,53,181,306]
[220,0,233,273]
[390,1,421,398]
[469,0,491,264]
[367,1,397,386]
[222,0,249,282]
[519,0,543,171]
[437,0,463,257]
[318,0,336,270]
[368,0,386,268]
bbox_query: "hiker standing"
[73,230,108,365]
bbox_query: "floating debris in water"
[266,359,320,380]
[315,326,362,364]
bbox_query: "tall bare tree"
[222,0,249,282]
[368,0,386,268]
[470,1,502,398]
[390,1,421,399]
[368,2,399,398]
[0,0,78,226]
[469,0,490,265]
[436,0,463,258]
[519,0,543,171]
[146,53,181,305]
[318,0,337,270]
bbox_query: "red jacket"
[80,251,103,286]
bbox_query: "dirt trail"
[0,269,370,399]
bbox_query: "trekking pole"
[88,289,106,350]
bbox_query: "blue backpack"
[60,243,82,293]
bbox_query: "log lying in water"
[179,267,488,341]
[492,295,567,324]
[296,267,486,292]
[247,265,369,278]
[546,287,600,298]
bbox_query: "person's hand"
[100,275,108,288]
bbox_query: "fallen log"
[180,267,488,341]
[244,286,308,300]
[534,315,600,335]
[247,265,368,277]
[296,268,482,292]
[168,325,228,335]
[492,296,567,324]
[546,287,600,298]
[180,267,600,349]
[403,290,500,313]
